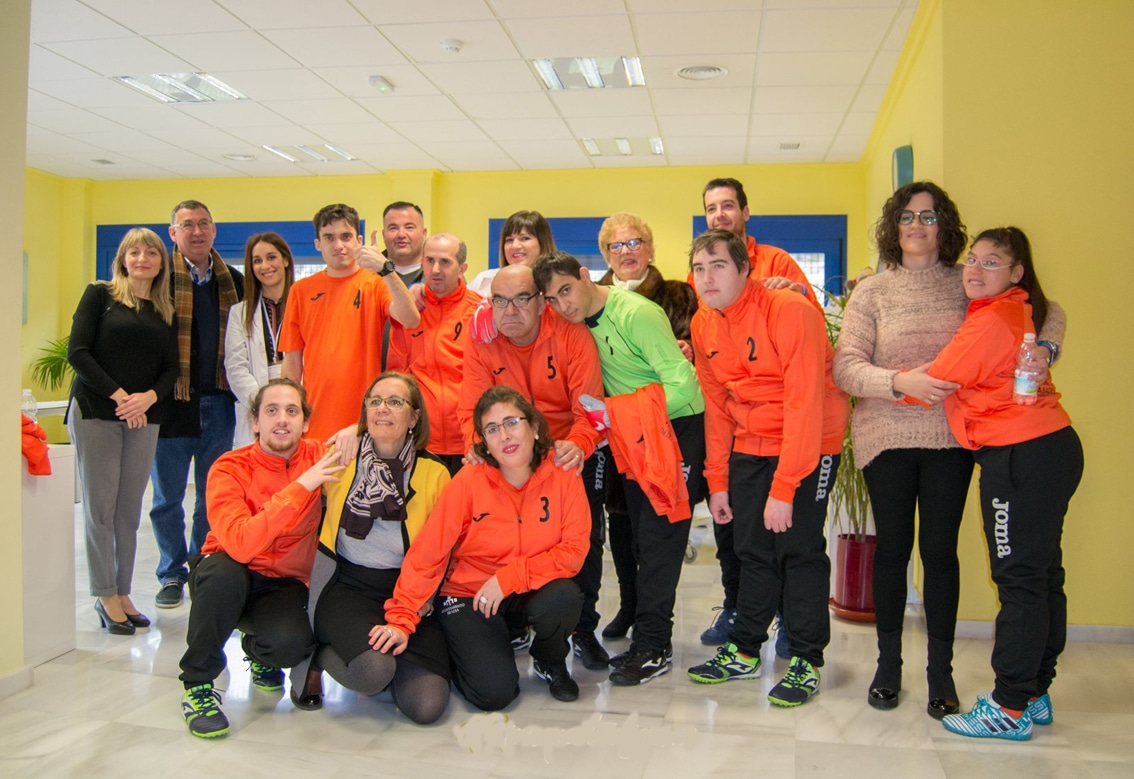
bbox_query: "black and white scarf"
[339,434,415,539]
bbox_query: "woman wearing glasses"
[373,386,590,710]
[295,372,453,722]
[225,232,295,447]
[912,228,1082,740]
[833,182,1065,718]
[595,212,699,640]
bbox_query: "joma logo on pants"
[815,455,834,500]
[992,498,1011,558]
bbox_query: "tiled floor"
[3,496,1132,778]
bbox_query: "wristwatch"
[1036,339,1060,366]
[377,259,396,277]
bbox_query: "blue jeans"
[150,394,235,585]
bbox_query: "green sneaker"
[182,683,230,738]
[768,656,821,707]
[687,643,762,684]
[246,658,284,691]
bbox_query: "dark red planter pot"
[830,532,876,623]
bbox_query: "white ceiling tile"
[454,91,559,119]
[629,1,757,12]
[756,51,875,87]
[313,66,441,98]
[415,141,519,171]
[590,155,667,168]
[220,125,339,146]
[882,6,918,51]
[28,46,101,82]
[260,98,377,125]
[418,61,540,94]
[262,27,408,68]
[117,124,247,152]
[826,133,870,162]
[747,135,830,162]
[498,139,592,168]
[865,49,901,85]
[760,8,896,53]
[27,109,126,134]
[148,31,298,72]
[750,113,843,137]
[303,122,405,145]
[634,11,763,57]
[27,77,160,109]
[30,0,136,43]
[658,114,749,138]
[25,132,105,155]
[641,54,755,90]
[211,69,343,101]
[172,100,294,128]
[567,116,660,138]
[491,0,625,18]
[383,120,489,143]
[69,128,179,153]
[752,85,856,114]
[159,157,260,177]
[353,0,495,25]
[213,157,319,176]
[502,16,635,59]
[839,113,878,136]
[87,104,213,131]
[474,118,574,141]
[378,20,517,64]
[355,95,468,122]
[27,90,80,113]
[549,89,653,117]
[218,0,369,29]
[340,142,445,170]
[40,38,195,77]
[293,160,381,176]
[662,136,747,165]
[651,87,752,116]
[849,83,888,114]
[79,0,247,36]
[763,0,902,8]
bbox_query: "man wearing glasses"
[151,200,244,610]
[458,264,610,670]
[386,233,480,475]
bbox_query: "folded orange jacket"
[21,414,51,476]
[606,383,690,523]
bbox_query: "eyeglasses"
[365,395,410,410]
[482,416,527,438]
[961,256,1015,271]
[490,293,537,310]
[174,219,214,232]
[897,210,937,226]
[608,238,645,252]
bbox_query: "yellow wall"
[863,0,1132,626]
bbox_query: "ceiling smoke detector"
[676,65,728,81]
[440,39,463,54]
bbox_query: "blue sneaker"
[942,695,1032,741]
[768,656,821,706]
[688,643,761,684]
[182,683,230,738]
[1027,693,1053,725]
[699,606,736,646]
[773,612,790,660]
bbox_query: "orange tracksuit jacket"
[606,383,691,522]
[201,438,325,582]
[387,280,481,456]
[917,286,1071,449]
[383,456,590,635]
[692,279,848,504]
[459,306,604,458]
[687,236,820,308]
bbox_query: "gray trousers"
[69,401,160,597]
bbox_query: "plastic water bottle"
[1013,334,1042,405]
[21,388,38,421]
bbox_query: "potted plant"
[822,275,876,622]
[31,336,74,394]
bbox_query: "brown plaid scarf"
[171,248,240,401]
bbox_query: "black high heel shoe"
[94,599,136,636]
[124,611,151,628]
[290,667,323,711]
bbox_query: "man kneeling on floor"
[179,378,344,738]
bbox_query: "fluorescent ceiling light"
[650,137,664,155]
[262,145,299,163]
[578,58,605,89]
[623,57,646,87]
[324,143,357,161]
[581,138,601,156]
[115,73,246,104]
[295,145,330,162]
[532,59,563,91]
[615,137,632,156]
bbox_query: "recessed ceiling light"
[115,73,247,103]
[676,65,728,81]
[295,145,329,162]
[224,153,256,162]
[615,137,632,156]
[532,57,645,90]
[262,145,299,163]
[323,144,357,161]
[581,138,601,156]
[623,57,646,88]
[578,58,606,89]
[650,137,664,155]
[260,144,360,163]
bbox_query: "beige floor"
[3,497,1132,778]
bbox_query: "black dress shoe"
[155,581,184,609]
[533,660,579,702]
[927,697,959,719]
[867,686,900,710]
[94,599,135,636]
[124,611,151,627]
[601,608,634,639]
[572,631,611,671]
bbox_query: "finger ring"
[479,596,488,604]
[930,394,937,401]
[385,627,392,634]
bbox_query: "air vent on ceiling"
[91,159,116,165]
[676,65,728,81]
[779,142,801,150]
